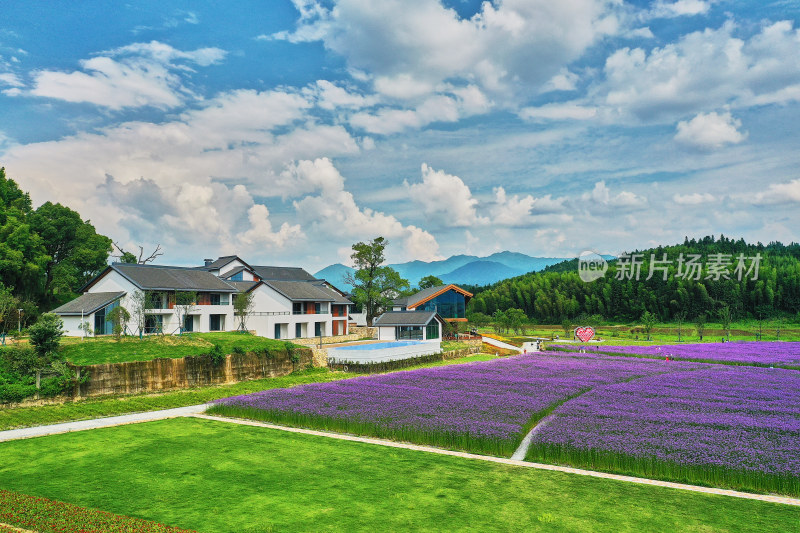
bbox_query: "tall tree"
[418,275,444,290]
[29,202,112,306]
[345,237,409,325]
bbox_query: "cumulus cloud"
[275,0,621,105]
[673,192,715,205]
[750,179,800,205]
[582,180,647,208]
[405,163,487,227]
[674,111,747,149]
[600,20,800,122]
[519,103,597,121]
[648,0,714,19]
[289,159,443,261]
[0,72,23,87]
[28,41,226,110]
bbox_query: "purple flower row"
[552,341,800,367]
[214,353,684,443]
[532,365,800,476]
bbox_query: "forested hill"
[468,236,800,322]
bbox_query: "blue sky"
[1,0,799,270]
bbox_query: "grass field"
[0,355,496,431]
[0,417,797,532]
[58,332,300,366]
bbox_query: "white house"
[52,256,353,340]
[371,310,444,341]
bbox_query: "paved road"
[0,404,210,442]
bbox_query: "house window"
[397,326,423,340]
[293,303,303,315]
[230,271,243,281]
[146,292,164,309]
[210,314,224,331]
[426,322,439,340]
[144,315,163,334]
[314,322,322,337]
[275,323,281,339]
[295,323,302,338]
[210,294,221,306]
[183,315,194,332]
[314,303,321,314]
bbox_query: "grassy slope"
[0,355,495,431]
[0,417,796,533]
[59,332,299,366]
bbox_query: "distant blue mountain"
[314,252,569,290]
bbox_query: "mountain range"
[315,252,570,290]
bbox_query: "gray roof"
[52,292,126,315]
[198,255,246,271]
[372,310,440,327]
[228,280,260,292]
[262,280,337,302]
[108,263,238,292]
[252,265,317,281]
[312,281,353,305]
[392,296,410,307]
[221,265,249,279]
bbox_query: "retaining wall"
[71,346,312,398]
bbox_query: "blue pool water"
[332,341,423,351]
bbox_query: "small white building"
[372,310,444,341]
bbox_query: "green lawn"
[0,417,796,532]
[58,332,300,366]
[0,355,496,431]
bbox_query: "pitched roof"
[405,284,473,309]
[227,280,260,293]
[252,265,317,281]
[106,263,238,292]
[198,255,250,271]
[312,281,353,305]
[262,280,337,302]
[372,310,441,327]
[52,292,126,315]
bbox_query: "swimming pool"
[327,340,442,364]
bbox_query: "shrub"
[207,344,225,366]
[28,313,64,363]
[233,346,246,355]
[0,346,40,376]
[0,383,36,404]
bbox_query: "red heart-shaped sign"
[575,326,595,342]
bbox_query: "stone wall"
[348,326,377,339]
[72,346,312,398]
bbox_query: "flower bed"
[0,490,195,532]
[210,354,693,456]
[528,365,800,495]
[550,341,800,368]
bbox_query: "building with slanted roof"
[391,284,473,322]
[372,310,444,341]
[53,256,353,339]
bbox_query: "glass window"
[295,323,302,338]
[397,326,424,340]
[426,322,439,340]
[210,294,221,306]
[293,303,302,315]
[419,290,465,319]
[274,323,281,339]
[230,271,243,281]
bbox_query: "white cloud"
[0,72,23,87]
[750,179,800,205]
[541,69,580,92]
[649,0,713,19]
[673,192,715,205]
[406,163,487,227]
[674,111,747,149]
[600,21,800,122]
[307,80,377,110]
[520,103,597,121]
[28,41,226,110]
[275,0,621,105]
[289,159,443,261]
[582,180,647,208]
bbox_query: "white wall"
[61,315,93,337]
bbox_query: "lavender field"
[551,341,800,368]
[528,365,800,495]
[209,354,684,456]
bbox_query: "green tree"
[345,237,409,325]
[718,305,732,340]
[233,291,255,332]
[695,313,707,341]
[561,317,572,338]
[29,202,112,306]
[0,286,18,338]
[28,313,64,365]
[418,275,444,290]
[106,305,131,340]
[641,311,657,341]
[174,291,197,334]
[506,308,526,335]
